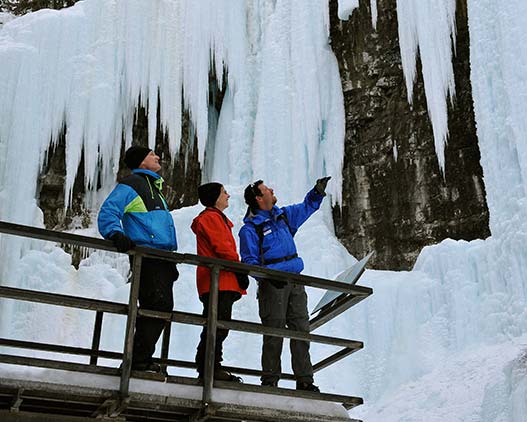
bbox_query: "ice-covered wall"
[344,1,527,419]
[0,0,345,220]
[246,1,345,201]
[0,0,346,361]
[467,0,527,234]
[0,0,245,219]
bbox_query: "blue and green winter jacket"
[238,188,323,274]
[98,169,178,251]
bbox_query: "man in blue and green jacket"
[98,145,178,372]
[239,177,331,392]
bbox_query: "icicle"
[371,0,378,30]
[396,0,457,171]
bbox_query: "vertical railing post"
[202,265,220,407]
[160,321,171,376]
[119,253,143,398]
[90,311,104,365]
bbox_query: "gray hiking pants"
[258,281,314,384]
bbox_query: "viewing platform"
[0,221,373,422]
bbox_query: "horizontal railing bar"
[0,286,363,351]
[211,380,364,409]
[313,347,359,373]
[0,354,119,377]
[0,337,295,380]
[0,286,128,314]
[310,292,371,331]
[219,319,364,349]
[0,336,295,382]
[0,220,373,295]
[138,308,206,326]
[0,338,121,361]
[213,364,296,381]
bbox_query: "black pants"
[132,257,178,365]
[258,281,313,384]
[195,291,240,375]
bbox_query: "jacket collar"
[243,205,283,225]
[133,169,164,189]
[133,168,161,179]
[199,207,233,228]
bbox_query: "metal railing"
[0,220,373,419]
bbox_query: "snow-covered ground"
[1,1,527,421]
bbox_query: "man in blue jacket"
[98,145,179,373]
[239,177,331,392]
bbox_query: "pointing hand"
[315,176,331,196]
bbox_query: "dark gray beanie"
[124,146,151,170]
[198,182,223,207]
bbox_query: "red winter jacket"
[191,207,246,297]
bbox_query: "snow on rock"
[337,0,360,20]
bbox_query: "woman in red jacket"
[191,182,249,382]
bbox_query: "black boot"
[131,361,161,373]
[215,367,243,383]
[198,367,243,383]
[296,381,320,392]
[261,379,278,387]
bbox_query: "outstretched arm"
[282,177,331,231]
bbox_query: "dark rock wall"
[38,134,89,230]
[330,0,490,270]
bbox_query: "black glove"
[315,176,331,196]
[110,232,135,252]
[268,279,287,289]
[235,272,250,290]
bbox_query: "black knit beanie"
[198,182,223,207]
[124,146,152,170]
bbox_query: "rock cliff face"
[330,0,490,269]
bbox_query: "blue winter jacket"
[98,169,178,251]
[239,188,323,274]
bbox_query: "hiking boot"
[261,379,278,388]
[296,381,320,392]
[197,369,243,383]
[214,368,243,383]
[131,361,161,373]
